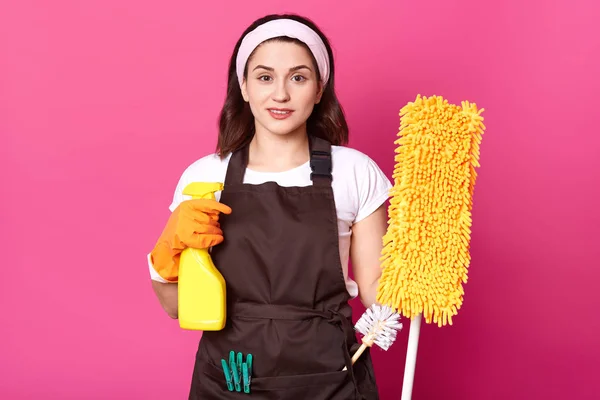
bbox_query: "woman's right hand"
[150,199,232,282]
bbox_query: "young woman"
[149,13,391,399]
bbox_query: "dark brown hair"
[216,14,349,157]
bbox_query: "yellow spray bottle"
[178,182,227,331]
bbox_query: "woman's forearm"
[151,280,179,319]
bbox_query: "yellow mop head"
[376,94,486,327]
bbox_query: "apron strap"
[309,136,333,187]
[224,143,249,186]
[223,135,333,187]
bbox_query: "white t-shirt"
[148,145,392,299]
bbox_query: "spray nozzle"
[182,182,224,201]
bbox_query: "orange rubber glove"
[150,198,232,282]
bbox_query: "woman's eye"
[292,75,306,82]
[258,75,272,81]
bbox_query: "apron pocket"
[350,346,379,397]
[198,357,357,399]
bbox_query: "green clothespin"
[247,354,253,378]
[221,359,234,391]
[244,354,253,394]
[229,351,235,369]
[237,352,243,380]
[224,351,252,394]
[242,363,250,393]
[229,351,241,392]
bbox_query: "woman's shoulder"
[330,145,385,174]
[330,145,371,161]
[176,152,230,182]
[175,151,230,186]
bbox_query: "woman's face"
[241,40,323,138]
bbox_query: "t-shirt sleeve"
[354,157,393,223]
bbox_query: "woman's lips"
[267,108,294,120]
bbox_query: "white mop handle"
[401,313,422,400]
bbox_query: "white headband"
[235,19,330,88]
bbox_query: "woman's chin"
[260,121,306,137]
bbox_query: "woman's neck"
[247,128,310,172]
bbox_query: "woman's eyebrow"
[252,65,312,72]
[253,65,274,71]
[289,65,312,72]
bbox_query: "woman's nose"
[271,80,290,102]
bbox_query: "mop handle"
[401,314,422,400]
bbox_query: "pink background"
[2,0,599,399]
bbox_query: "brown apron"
[188,136,379,399]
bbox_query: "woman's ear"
[315,82,324,104]
[241,80,249,102]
